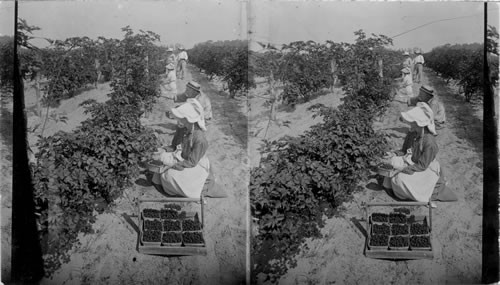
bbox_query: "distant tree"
[487,25,499,56]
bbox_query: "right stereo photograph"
[249,1,498,284]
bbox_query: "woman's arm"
[404,136,438,173]
[171,133,208,170]
[399,131,417,155]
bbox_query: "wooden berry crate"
[161,231,182,247]
[182,231,205,247]
[138,197,207,256]
[364,201,434,260]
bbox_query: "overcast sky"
[0,1,498,52]
[249,1,499,52]
[0,0,247,48]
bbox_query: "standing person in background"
[413,50,425,83]
[394,67,413,103]
[166,47,176,66]
[402,51,413,77]
[94,58,102,87]
[329,58,339,91]
[162,63,178,101]
[155,64,178,124]
[177,46,188,80]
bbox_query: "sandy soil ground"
[250,69,483,284]
[249,82,345,168]
[2,65,248,284]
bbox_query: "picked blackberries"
[391,224,409,235]
[143,230,161,242]
[142,208,160,219]
[410,236,431,248]
[410,223,429,235]
[370,234,388,247]
[389,213,407,224]
[144,219,162,231]
[372,224,390,235]
[371,213,388,223]
[389,236,409,248]
[183,231,204,244]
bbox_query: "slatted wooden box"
[138,197,207,256]
[364,201,434,260]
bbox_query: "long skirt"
[383,157,440,202]
[153,156,210,198]
[394,85,413,103]
[197,92,213,120]
[178,60,187,79]
[415,64,423,82]
[156,96,172,115]
[160,81,177,100]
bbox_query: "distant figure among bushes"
[177,46,188,80]
[402,51,413,77]
[413,50,424,83]
[394,67,413,102]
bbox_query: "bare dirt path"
[251,70,483,284]
[2,65,248,285]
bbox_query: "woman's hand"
[384,151,395,158]
[170,164,183,171]
[400,167,414,175]
[159,165,169,173]
[394,150,405,156]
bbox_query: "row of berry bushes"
[249,31,403,107]
[424,43,484,102]
[0,36,14,92]
[15,20,169,112]
[31,27,161,276]
[188,40,254,97]
[250,31,395,282]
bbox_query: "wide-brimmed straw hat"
[166,63,175,70]
[401,102,436,135]
[171,98,206,131]
[420,85,434,96]
[167,47,174,52]
[186,81,201,93]
[403,51,410,56]
[401,67,411,74]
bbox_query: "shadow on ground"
[189,67,248,148]
[426,72,483,153]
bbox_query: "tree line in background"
[249,33,403,121]
[425,25,499,102]
[188,40,252,98]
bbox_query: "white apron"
[383,155,440,202]
[153,155,210,198]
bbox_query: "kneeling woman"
[152,99,210,198]
[383,102,440,202]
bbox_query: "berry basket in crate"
[364,201,433,260]
[138,197,207,256]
